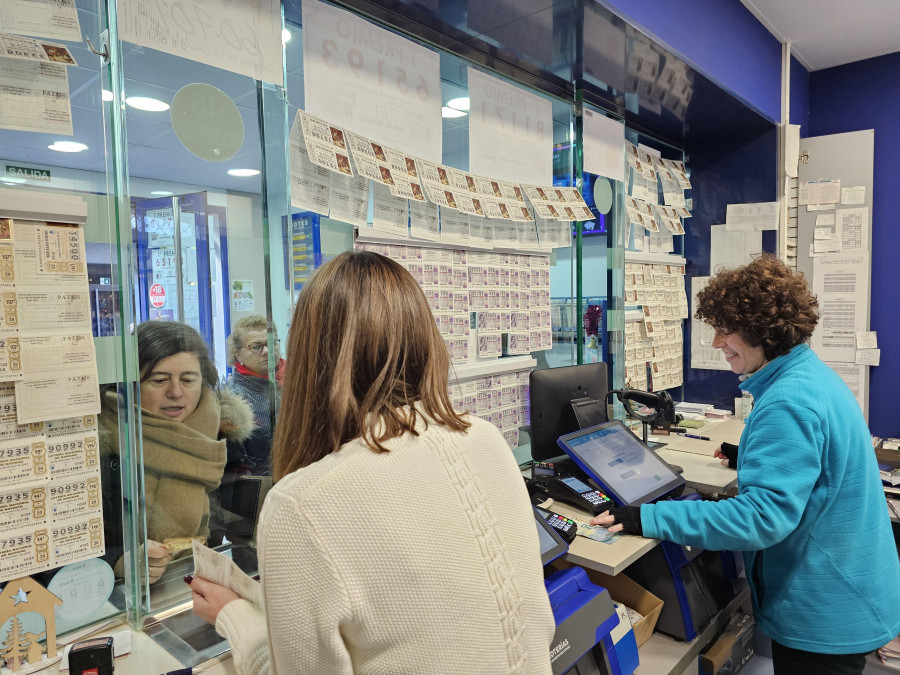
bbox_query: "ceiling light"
[0,177,27,184]
[125,96,170,112]
[228,169,260,177]
[150,191,173,196]
[102,89,114,101]
[48,141,88,153]
[282,28,292,43]
[442,106,466,119]
[446,96,470,112]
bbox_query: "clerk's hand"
[590,506,643,536]
[188,575,240,626]
[714,441,739,469]
[146,540,173,584]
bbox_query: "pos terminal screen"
[558,421,684,506]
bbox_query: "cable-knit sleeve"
[257,487,354,674]
[216,600,271,675]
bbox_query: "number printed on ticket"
[35,223,86,275]
[0,529,52,580]
[0,333,23,381]
[0,439,48,491]
[0,485,47,531]
[48,475,101,522]
[51,515,104,566]
[47,432,99,479]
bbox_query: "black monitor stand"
[569,396,606,431]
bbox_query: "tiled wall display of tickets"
[624,262,689,393]
[448,369,532,448]
[355,242,554,365]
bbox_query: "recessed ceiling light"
[125,96,170,112]
[442,106,466,119]
[48,141,88,153]
[0,177,27,184]
[102,89,114,101]
[446,96,470,112]
[228,169,260,177]
[150,191,173,196]
[282,28,292,43]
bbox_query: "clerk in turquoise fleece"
[594,255,900,670]
[643,343,900,655]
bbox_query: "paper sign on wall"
[467,67,552,186]
[582,109,624,183]
[302,0,442,163]
[118,0,283,86]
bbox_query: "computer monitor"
[557,420,685,506]
[529,363,608,461]
[534,507,569,566]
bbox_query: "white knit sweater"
[216,415,556,674]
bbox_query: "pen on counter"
[160,667,207,675]
[685,434,711,441]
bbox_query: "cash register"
[536,509,639,675]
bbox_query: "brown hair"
[226,314,271,366]
[272,251,469,480]
[695,254,819,361]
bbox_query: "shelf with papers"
[355,226,554,257]
[450,356,537,382]
[624,251,686,266]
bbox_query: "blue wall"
[790,55,810,135]
[601,0,782,124]
[809,51,900,436]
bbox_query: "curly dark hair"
[695,254,819,361]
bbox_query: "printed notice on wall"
[467,67,553,186]
[582,109,624,183]
[118,0,283,86]
[0,0,82,42]
[811,252,869,364]
[0,58,72,135]
[302,0,442,163]
[690,276,730,371]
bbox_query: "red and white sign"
[149,283,166,308]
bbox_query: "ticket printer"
[537,510,639,675]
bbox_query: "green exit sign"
[5,165,50,181]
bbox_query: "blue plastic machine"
[536,510,640,675]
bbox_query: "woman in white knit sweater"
[188,250,556,674]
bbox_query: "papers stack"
[878,636,900,670]
[675,402,714,415]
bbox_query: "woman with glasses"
[224,315,283,475]
[189,251,555,674]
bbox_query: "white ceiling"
[741,0,900,71]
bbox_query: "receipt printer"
[545,567,637,675]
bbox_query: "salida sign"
[149,283,166,308]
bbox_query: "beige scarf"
[100,388,227,543]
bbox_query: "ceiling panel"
[742,0,900,70]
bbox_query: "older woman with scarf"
[100,321,254,583]
[224,315,284,476]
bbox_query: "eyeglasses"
[699,326,733,347]
[243,339,280,354]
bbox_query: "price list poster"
[0,217,103,583]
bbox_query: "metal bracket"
[799,151,810,165]
[86,30,110,63]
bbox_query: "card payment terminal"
[534,474,613,515]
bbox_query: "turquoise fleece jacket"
[642,344,900,653]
